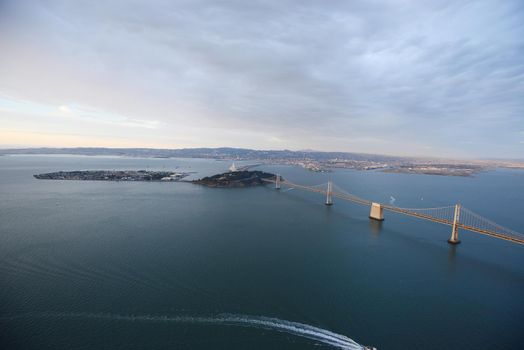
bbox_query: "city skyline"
[1,0,524,158]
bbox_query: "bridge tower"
[369,202,384,221]
[275,174,281,190]
[325,181,333,206]
[448,204,461,244]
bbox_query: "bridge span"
[264,175,524,246]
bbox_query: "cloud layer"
[1,0,523,157]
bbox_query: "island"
[193,170,276,188]
[34,170,190,181]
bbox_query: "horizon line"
[1,145,523,162]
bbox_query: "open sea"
[1,155,523,349]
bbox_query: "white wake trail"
[5,312,366,349]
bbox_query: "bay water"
[1,155,523,349]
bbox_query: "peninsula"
[193,170,276,188]
[34,170,189,181]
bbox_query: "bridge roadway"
[263,177,524,246]
[381,205,524,245]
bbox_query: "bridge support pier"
[325,181,333,206]
[448,204,461,244]
[275,174,281,190]
[369,202,384,221]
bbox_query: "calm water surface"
[1,155,523,349]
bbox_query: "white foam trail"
[5,313,365,349]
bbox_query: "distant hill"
[2,147,523,174]
[0,146,405,162]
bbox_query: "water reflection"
[369,219,383,237]
[446,243,459,276]
[448,244,457,264]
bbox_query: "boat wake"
[2,312,365,349]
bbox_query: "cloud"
[0,0,523,157]
[58,105,71,113]
[0,95,160,129]
[267,136,284,144]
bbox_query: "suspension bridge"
[263,175,524,246]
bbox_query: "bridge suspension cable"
[264,175,524,246]
[457,207,524,244]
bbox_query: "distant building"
[229,163,238,172]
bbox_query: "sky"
[0,0,523,158]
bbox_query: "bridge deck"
[263,177,524,245]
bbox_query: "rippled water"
[1,155,523,349]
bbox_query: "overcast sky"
[1,0,523,158]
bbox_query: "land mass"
[34,170,189,181]
[6,147,523,177]
[193,170,276,187]
[382,164,482,177]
